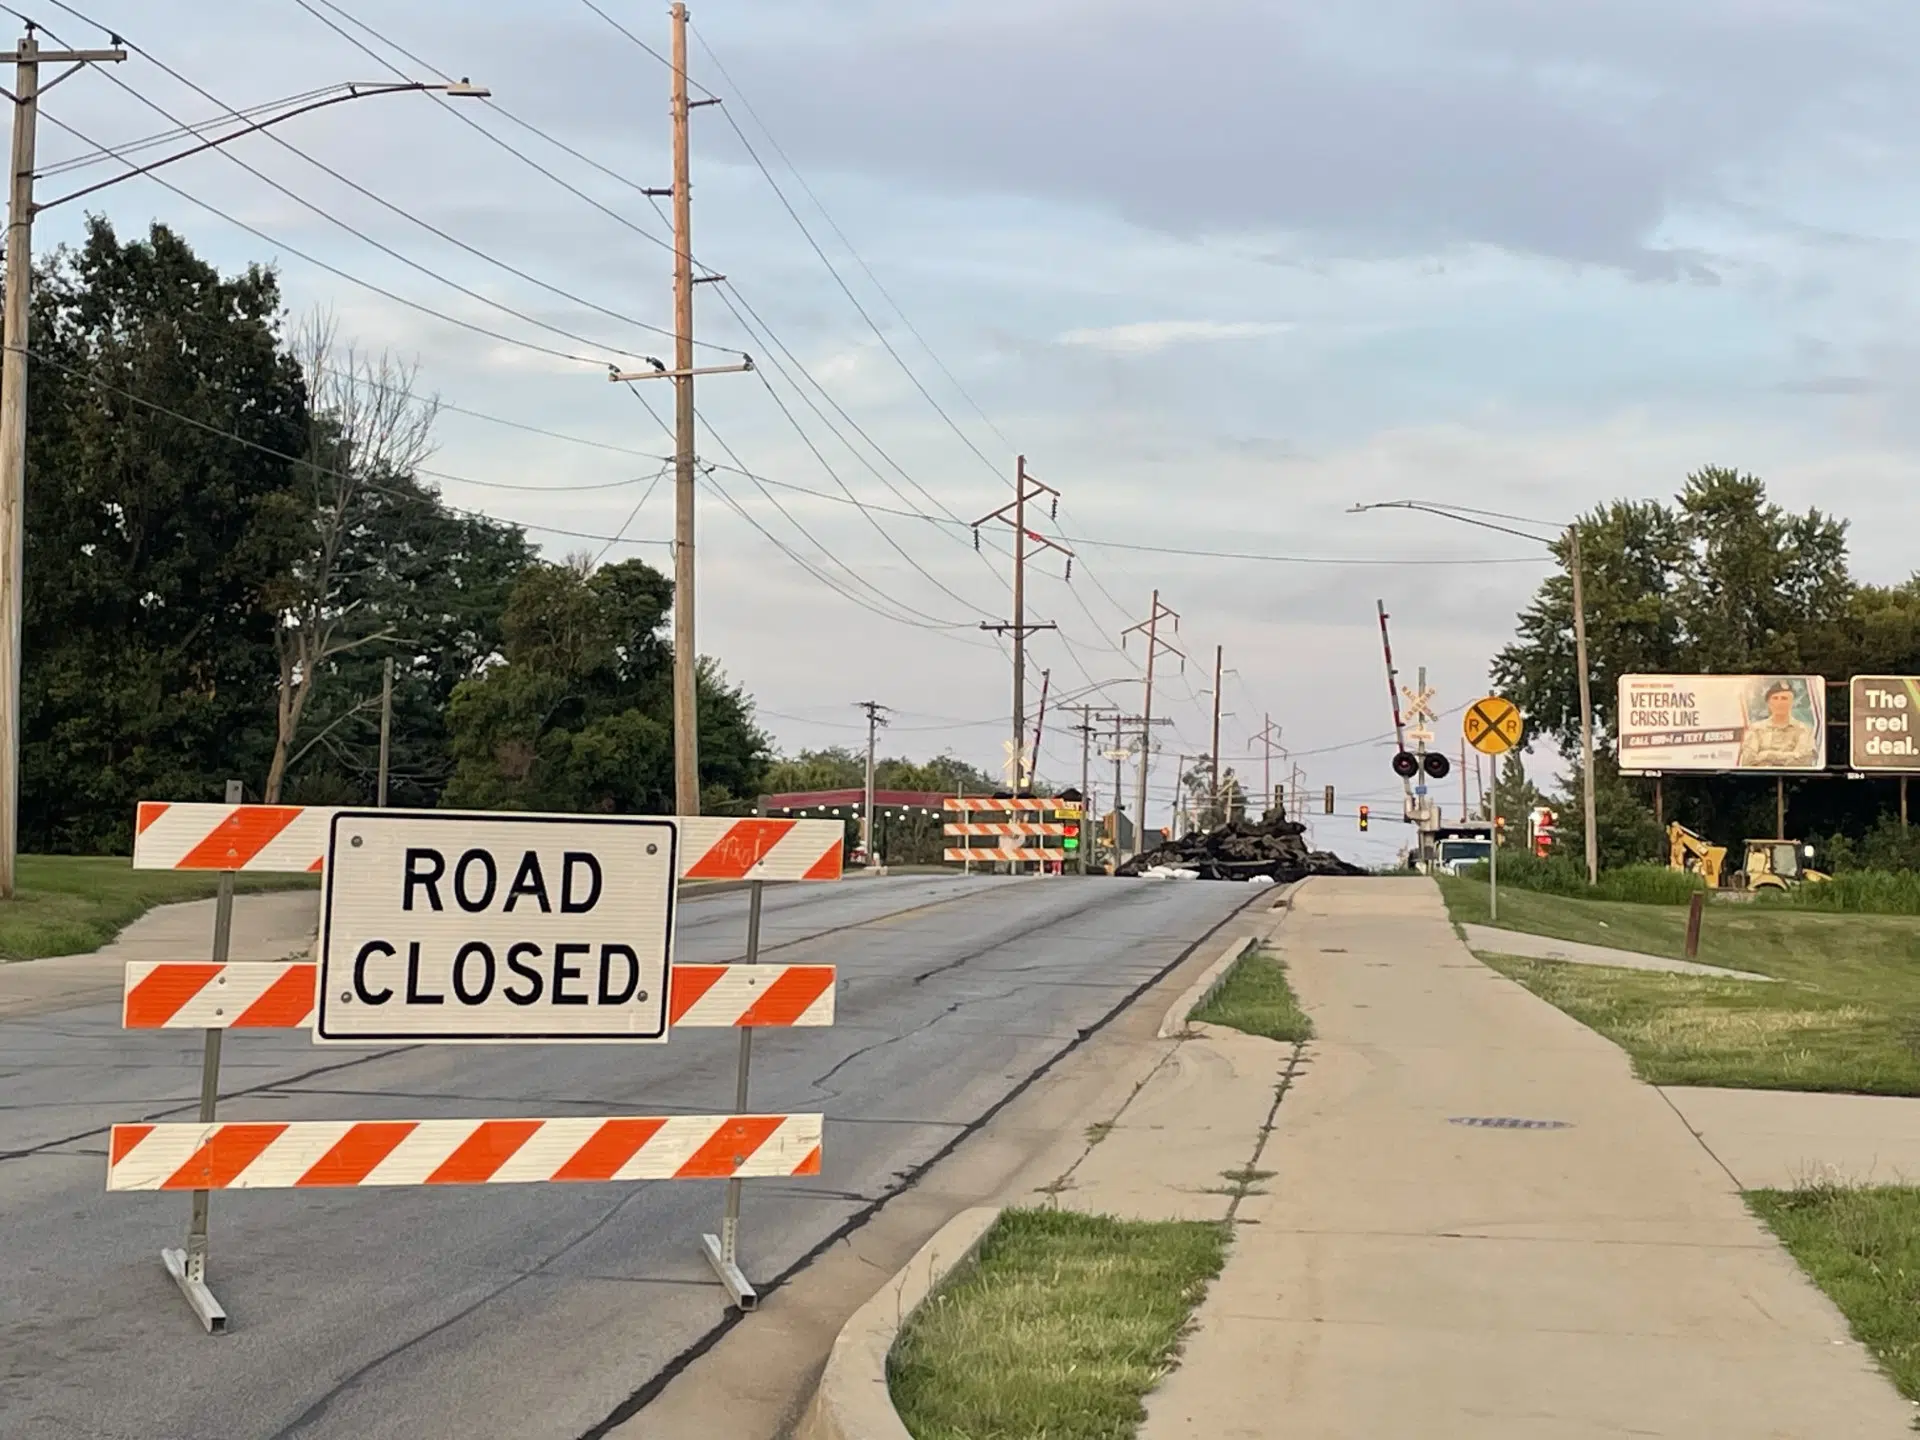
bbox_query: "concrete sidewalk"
[0,889,319,1019]
[1141,877,1911,1439]
[1461,921,1775,980]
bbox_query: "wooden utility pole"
[976,457,1070,793]
[1067,704,1109,876]
[1255,714,1279,818]
[1209,645,1223,820]
[857,700,889,865]
[1122,592,1182,856]
[667,2,698,815]
[608,4,749,817]
[1030,667,1052,781]
[1569,526,1598,884]
[0,29,124,899]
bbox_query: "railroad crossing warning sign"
[1464,696,1524,755]
[315,810,678,1045]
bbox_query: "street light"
[1349,499,1599,885]
[0,49,486,897]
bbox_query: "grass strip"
[1480,952,1920,1094]
[1748,1185,1920,1401]
[0,856,314,962]
[1189,944,1314,1042]
[889,1208,1227,1440]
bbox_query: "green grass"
[1771,869,1920,916]
[1188,944,1314,1043]
[0,856,314,962]
[1749,1185,1920,1402]
[1438,873,1920,987]
[1441,876,1920,1093]
[889,1209,1228,1440]
[1479,955,1920,1093]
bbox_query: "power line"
[30,106,614,370]
[689,19,1014,457]
[32,0,688,365]
[27,346,674,548]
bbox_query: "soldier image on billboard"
[1736,678,1819,769]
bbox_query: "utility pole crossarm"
[609,359,753,381]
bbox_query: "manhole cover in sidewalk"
[1449,1116,1572,1130]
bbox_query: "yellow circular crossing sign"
[1464,695,1524,755]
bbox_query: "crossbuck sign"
[315,811,679,1044]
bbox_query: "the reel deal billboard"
[1617,675,1827,773]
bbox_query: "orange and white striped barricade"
[122,792,844,1330]
[942,795,1062,870]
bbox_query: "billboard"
[1617,675,1827,773]
[1850,676,1920,771]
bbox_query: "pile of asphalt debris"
[1116,806,1368,882]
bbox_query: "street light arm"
[1348,500,1558,548]
[36,80,485,212]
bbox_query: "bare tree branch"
[265,308,441,802]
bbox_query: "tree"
[277,468,535,808]
[442,556,768,814]
[261,314,440,803]
[1492,471,1850,757]
[1490,466,1883,868]
[19,219,309,852]
[1180,757,1246,831]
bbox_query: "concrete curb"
[793,1205,1003,1440]
[1156,932,1259,1039]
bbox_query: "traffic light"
[1323,784,1335,815]
[1062,822,1080,852]
[1358,804,1370,832]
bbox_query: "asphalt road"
[0,873,1256,1440]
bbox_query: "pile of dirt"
[1116,806,1368,882]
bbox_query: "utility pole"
[1255,714,1280,818]
[1460,733,1468,822]
[976,457,1070,794]
[1209,645,1223,820]
[1121,591,1182,856]
[0,28,125,900]
[1030,667,1052,783]
[857,700,890,867]
[608,3,751,818]
[376,656,395,807]
[1569,525,1599,884]
[1068,705,1110,877]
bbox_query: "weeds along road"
[0,873,1255,1440]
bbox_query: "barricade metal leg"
[163,779,239,1334]
[703,878,762,1311]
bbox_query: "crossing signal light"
[1391,751,1419,778]
[1358,805,1370,832]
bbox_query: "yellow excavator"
[1667,822,1829,892]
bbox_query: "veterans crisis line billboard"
[1616,675,1827,773]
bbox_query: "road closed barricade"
[114,791,843,1332]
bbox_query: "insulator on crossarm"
[1050,497,1058,519]
[973,527,980,551]
[1064,557,1073,581]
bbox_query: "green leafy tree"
[279,468,535,808]
[442,556,767,814]
[1490,467,1886,868]
[19,219,309,851]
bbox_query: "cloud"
[1054,320,1291,354]
[649,0,1916,275]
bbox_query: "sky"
[15,0,1920,863]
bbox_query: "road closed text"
[316,814,678,1044]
